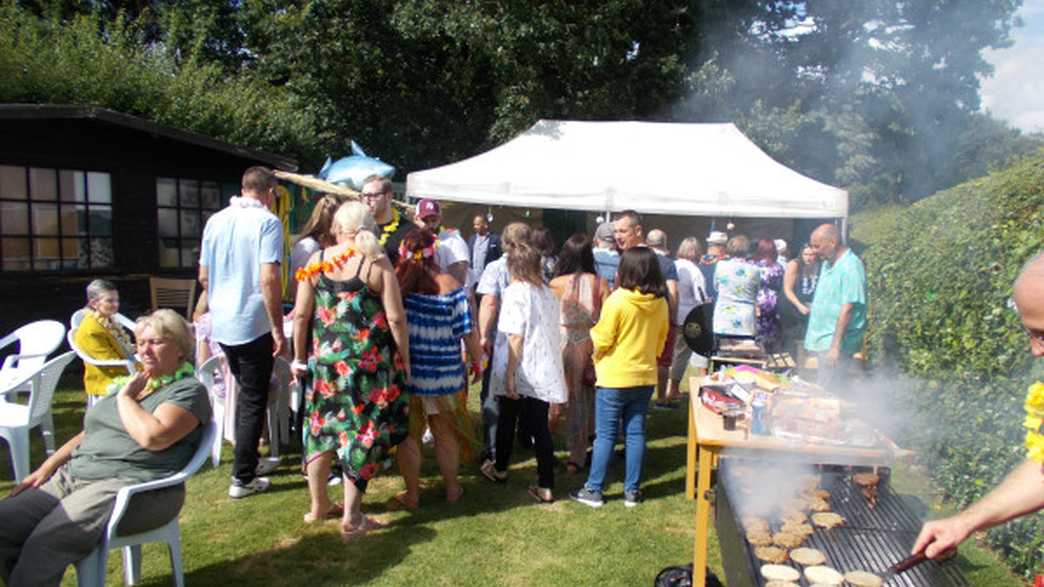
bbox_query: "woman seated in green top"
[0,309,212,587]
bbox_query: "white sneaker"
[229,477,270,499]
[256,457,280,476]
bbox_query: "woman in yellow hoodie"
[570,247,668,508]
[73,280,137,404]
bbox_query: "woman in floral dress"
[753,238,785,352]
[290,201,410,540]
[712,235,761,342]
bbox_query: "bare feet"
[446,485,464,503]
[339,516,384,541]
[393,491,419,510]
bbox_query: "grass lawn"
[0,374,1029,586]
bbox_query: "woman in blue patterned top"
[393,228,483,509]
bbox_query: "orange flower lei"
[295,247,357,281]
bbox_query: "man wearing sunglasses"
[913,251,1044,561]
[361,175,413,264]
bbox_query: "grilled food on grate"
[755,546,789,564]
[780,508,807,525]
[844,570,884,586]
[804,565,844,585]
[764,582,799,587]
[760,564,801,582]
[810,511,845,528]
[772,531,805,548]
[746,528,773,546]
[807,496,831,512]
[780,521,814,537]
[742,516,770,534]
[789,547,827,566]
[853,472,881,508]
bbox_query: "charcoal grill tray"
[716,461,968,587]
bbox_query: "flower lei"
[294,246,357,282]
[398,238,439,262]
[89,309,135,358]
[1023,381,1044,464]
[105,361,194,399]
[378,208,401,246]
[229,196,267,209]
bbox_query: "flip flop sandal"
[392,491,419,510]
[528,485,555,504]
[339,516,384,542]
[480,459,507,484]
[303,502,344,524]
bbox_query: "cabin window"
[156,178,234,268]
[0,165,113,271]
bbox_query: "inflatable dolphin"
[318,141,395,191]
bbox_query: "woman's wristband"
[291,359,308,372]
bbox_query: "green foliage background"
[0,2,326,164]
[855,152,1044,577]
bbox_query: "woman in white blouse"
[481,241,567,503]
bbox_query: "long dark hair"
[554,233,596,277]
[507,242,544,286]
[531,227,556,257]
[617,247,666,298]
[395,228,439,296]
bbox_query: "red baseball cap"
[416,198,441,219]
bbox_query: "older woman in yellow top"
[74,279,138,401]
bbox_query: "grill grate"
[715,460,968,587]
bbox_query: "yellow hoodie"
[590,288,669,388]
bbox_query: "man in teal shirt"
[804,223,867,388]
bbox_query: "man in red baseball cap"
[416,198,472,288]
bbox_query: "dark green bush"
[859,152,1044,578]
[0,3,326,164]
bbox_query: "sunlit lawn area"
[0,374,1028,586]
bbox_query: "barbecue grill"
[714,459,968,587]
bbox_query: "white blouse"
[490,282,567,404]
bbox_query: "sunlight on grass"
[0,373,1027,586]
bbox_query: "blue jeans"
[584,385,654,494]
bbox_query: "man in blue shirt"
[199,166,285,499]
[804,223,866,390]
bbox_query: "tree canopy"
[5,0,1041,206]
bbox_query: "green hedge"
[857,153,1044,578]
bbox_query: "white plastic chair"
[75,419,217,587]
[195,355,290,466]
[69,310,139,407]
[0,320,67,394]
[0,351,76,482]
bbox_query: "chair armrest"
[0,332,16,351]
[105,473,190,541]
[1,352,50,371]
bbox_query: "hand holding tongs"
[880,552,929,584]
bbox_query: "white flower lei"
[229,196,268,209]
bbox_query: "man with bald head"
[804,223,867,388]
[912,251,1044,560]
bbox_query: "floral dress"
[305,255,409,488]
[755,259,785,352]
[712,258,761,337]
[556,273,601,462]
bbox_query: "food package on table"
[770,394,843,442]
[724,365,784,392]
[701,385,746,415]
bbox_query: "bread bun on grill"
[772,531,804,549]
[760,564,800,582]
[789,547,826,566]
[803,565,844,585]
[755,546,789,564]
[810,512,845,528]
[843,570,884,586]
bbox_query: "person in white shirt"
[666,237,710,403]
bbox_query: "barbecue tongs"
[880,552,928,584]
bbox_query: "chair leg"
[266,406,280,458]
[42,413,56,455]
[122,544,142,585]
[211,404,224,467]
[75,546,103,587]
[6,427,30,483]
[168,531,185,587]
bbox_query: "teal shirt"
[804,249,867,354]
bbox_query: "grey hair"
[726,235,751,258]
[86,279,118,303]
[676,237,703,262]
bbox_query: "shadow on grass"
[185,521,438,586]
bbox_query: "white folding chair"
[75,419,217,587]
[69,310,139,407]
[0,351,76,482]
[195,354,290,466]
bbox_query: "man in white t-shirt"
[416,198,472,288]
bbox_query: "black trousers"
[220,332,274,484]
[494,395,554,489]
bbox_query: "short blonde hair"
[135,309,194,361]
[676,237,703,262]
[334,201,384,260]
